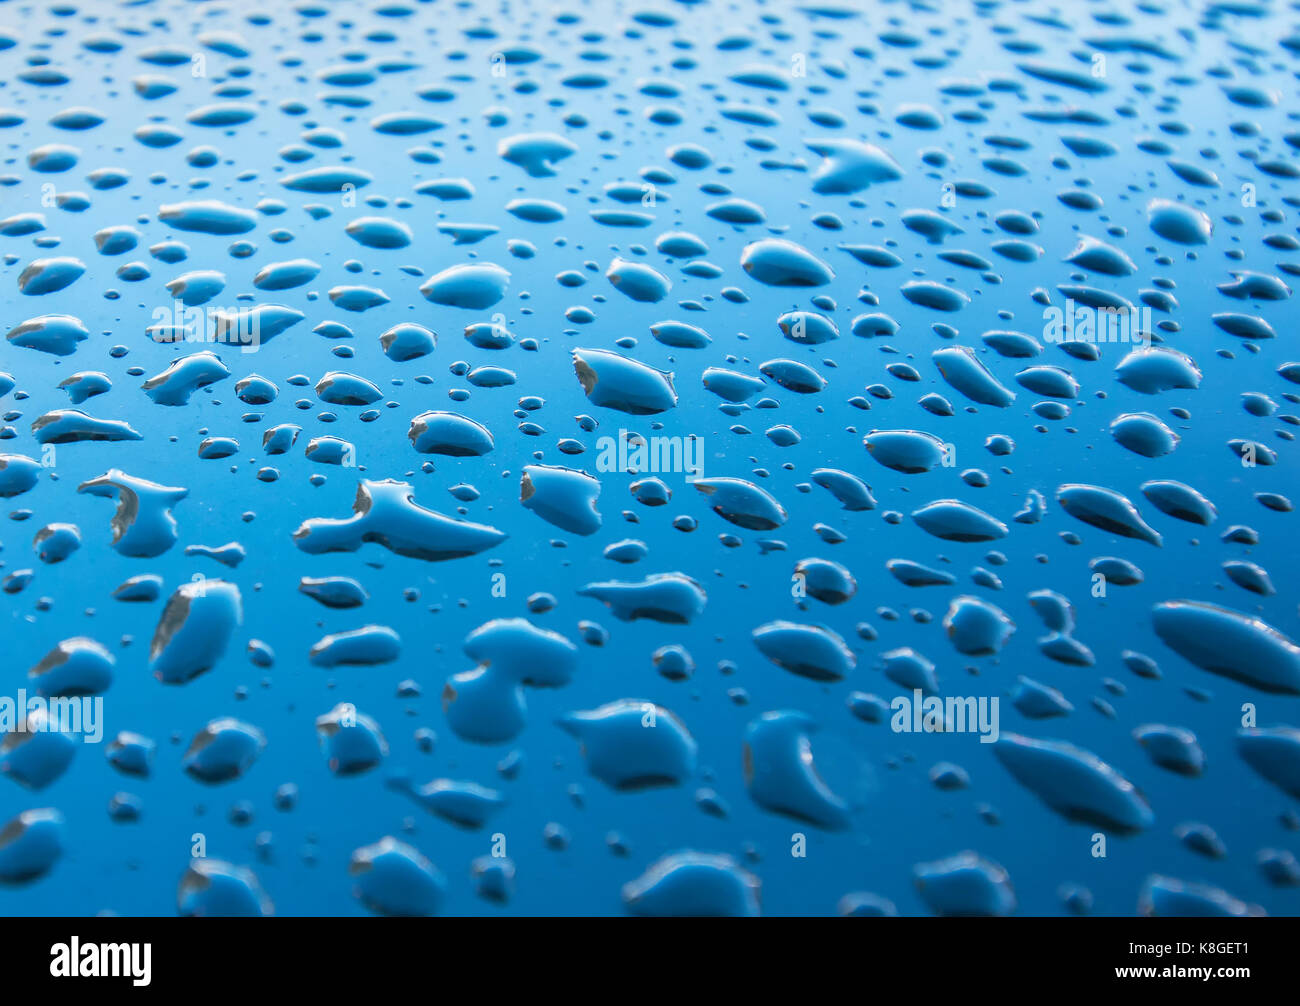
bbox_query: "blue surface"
[0,0,1297,916]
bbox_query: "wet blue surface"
[0,0,1297,916]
